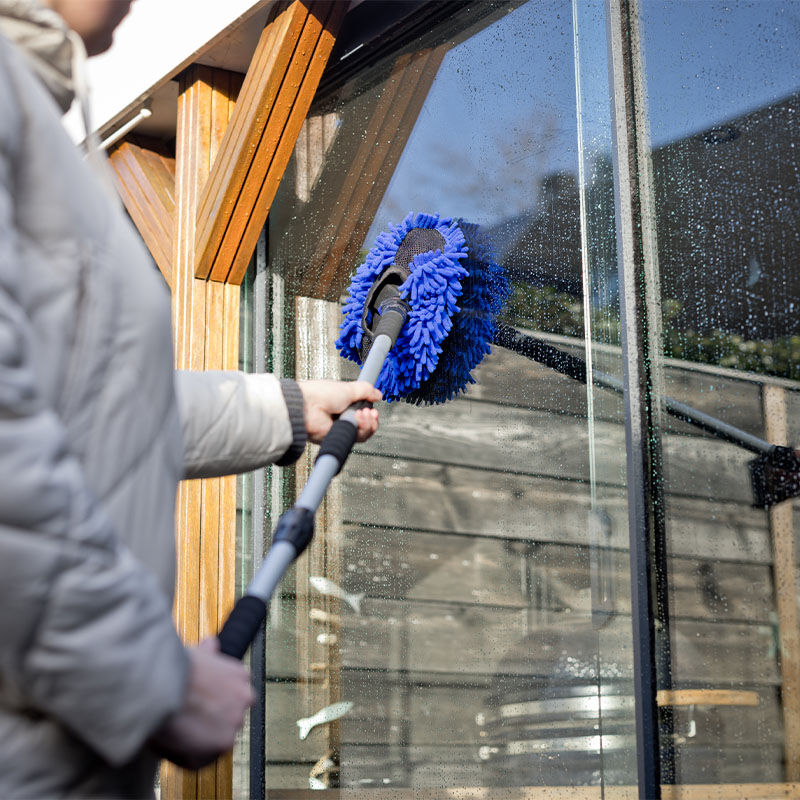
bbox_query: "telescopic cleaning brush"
[216,213,513,660]
[337,211,800,509]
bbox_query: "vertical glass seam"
[572,0,599,511]
[249,229,269,800]
[605,0,666,795]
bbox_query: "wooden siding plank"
[764,384,800,781]
[224,3,344,287]
[261,681,781,758]
[345,398,753,503]
[333,523,775,625]
[267,598,778,687]
[324,602,777,684]
[109,140,175,285]
[656,689,760,707]
[163,64,207,800]
[195,0,345,284]
[205,69,240,800]
[197,0,319,281]
[341,331,770,444]
[263,785,800,799]
[340,456,771,564]
[197,0,298,246]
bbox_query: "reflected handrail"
[493,322,800,508]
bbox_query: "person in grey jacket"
[0,1,381,797]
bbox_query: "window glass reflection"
[639,0,800,786]
[261,0,635,792]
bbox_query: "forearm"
[175,371,307,479]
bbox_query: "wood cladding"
[105,4,348,797]
[266,340,799,789]
[656,690,761,708]
[113,2,344,289]
[195,1,346,284]
[162,65,242,800]
[109,140,175,286]
[263,786,800,799]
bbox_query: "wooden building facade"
[99,1,800,798]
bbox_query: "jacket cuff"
[276,379,306,466]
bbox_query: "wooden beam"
[109,140,176,286]
[195,0,346,285]
[296,44,449,300]
[162,64,242,800]
[656,689,759,707]
[763,384,800,782]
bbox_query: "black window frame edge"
[248,229,270,800]
[318,0,469,100]
[605,0,672,796]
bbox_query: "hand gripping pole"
[217,294,409,659]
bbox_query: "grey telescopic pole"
[217,295,409,659]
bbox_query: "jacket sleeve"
[0,77,189,765]
[175,371,307,479]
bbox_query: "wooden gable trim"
[194,0,346,285]
[109,140,176,286]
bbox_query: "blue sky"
[369,0,580,236]
[642,0,800,145]
[368,0,800,239]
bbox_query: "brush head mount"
[336,212,510,404]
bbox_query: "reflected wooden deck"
[657,689,761,707]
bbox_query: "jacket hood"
[0,0,75,111]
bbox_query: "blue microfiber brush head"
[336,212,510,404]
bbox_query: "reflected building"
[499,90,800,341]
[654,90,800,340]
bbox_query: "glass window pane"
[638,0,800,790]
[250,1,636,794]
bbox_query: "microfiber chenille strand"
[404,220,511,405]
[336,212,510,405]
[336,212,469,401]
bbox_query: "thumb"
[349,381,382,404]
[197,637,220,653]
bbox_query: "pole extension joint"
[272,506,314,557]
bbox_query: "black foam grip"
[316,417,358,473]
[218,595,268,660]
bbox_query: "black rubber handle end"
[218,595,267,659]
[316,417,358,473]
